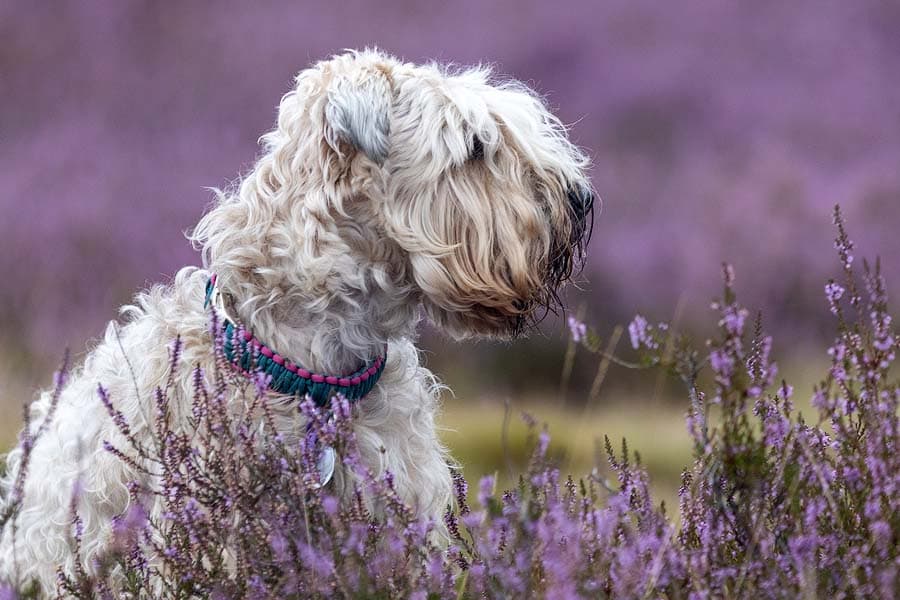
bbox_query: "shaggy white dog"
[0,49,594,594]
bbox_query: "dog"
[0,48,594,594]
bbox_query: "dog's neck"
[208,267,419,376]
[195,160,422,375]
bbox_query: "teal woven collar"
[204,274,386,406]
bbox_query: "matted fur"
[0,49,594,594]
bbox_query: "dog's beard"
[413,182,594,340]
[540,184,595,312]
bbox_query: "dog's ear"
[324,69,392,166]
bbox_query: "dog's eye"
[469,135,484,161]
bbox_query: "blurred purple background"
[3,0,899,391]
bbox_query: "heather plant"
[1,207,897,598]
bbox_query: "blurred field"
[0,333,831,519]
[440,395,692,512]
[439,354,828,512]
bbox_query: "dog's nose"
[566,184,595,228]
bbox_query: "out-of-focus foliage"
[2,1,899,366]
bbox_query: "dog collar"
[204,274,386,406]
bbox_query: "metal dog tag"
[209,278,236,323]
[316,445,336,487]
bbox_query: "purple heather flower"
[869,520,891,555]
[97,384,131,437]
[252,370,272,397]
[825,281,845,315]
[167,336,183,373]
[831,364,849,384]
[52,367,68,390]
[827,340,847,361]
[567,315,587,342]
[708,348,734,381]
[248,575,267,596]
[811,388,831,412]
[322,495,340,516]
[452,470,469,514]
[719,305,748,336]
[461,511,483,529]
[628,314,657,350]
[478,475,495,508]
[112,504,148,539]
[537,430,550,458]
[874,334,894,352]
[834,238,854,270]
[298,542,334,579]
[760,407,790,448]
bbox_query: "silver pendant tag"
[315,445,336,488]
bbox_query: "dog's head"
[201,49,594,341]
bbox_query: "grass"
[439,394,693,512]
[437,348,830,515]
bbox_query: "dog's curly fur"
[0,49,594,594]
